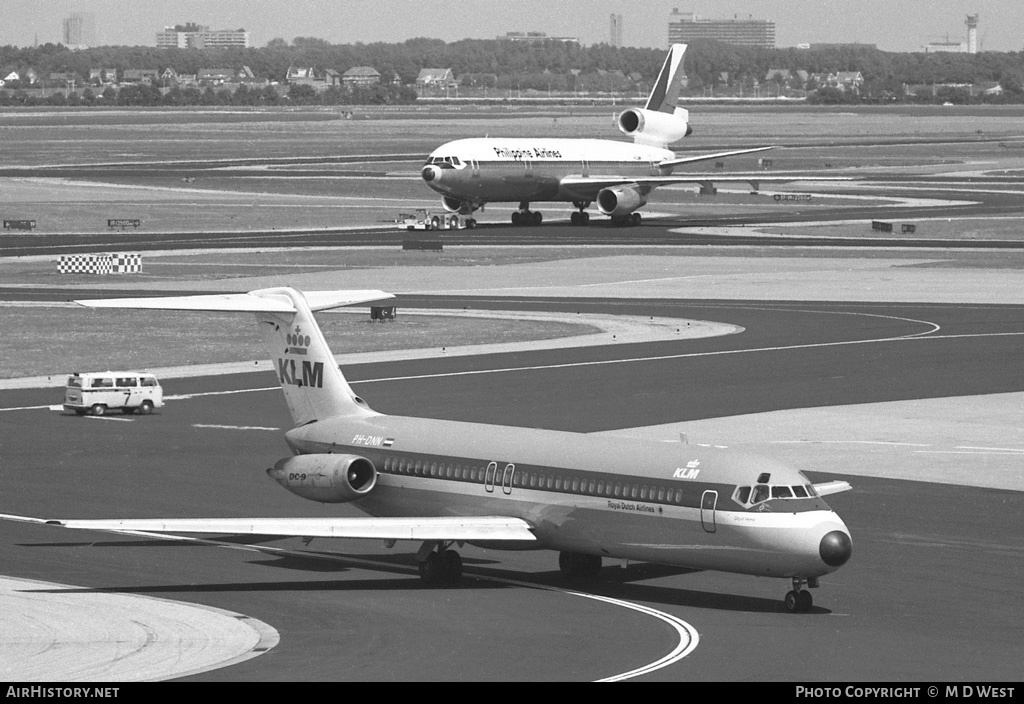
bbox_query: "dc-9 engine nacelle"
[597,185,647,216]
[617,108,692,147]
[268,454,377,504]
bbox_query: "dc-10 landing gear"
[511,201,543,226]
[416,540,463,586]
[610,212,642,227]
[784,576,816,613]
[570,201,591,226]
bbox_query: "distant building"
[286,67,339,93]
[810,71,864,93]
[610,14,624,47]
[416,68,457,89]
[668,9,775,48]
[497,31,579,45]
[63,12,96,49]
[89,68,117,84]
[341,66,381,87]
[966,14,979,54]
[197,68,238,85]
[49,72,78,86]
[807,43,877,50]
[157,23,250,49]
[286,66,317,84]
[122,69,159,84]
[924,39,967,53]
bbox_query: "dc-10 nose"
[819,530,853,567]
[422,165,441,183]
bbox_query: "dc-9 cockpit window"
[733,483,817,508]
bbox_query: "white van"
[64,372,163,416]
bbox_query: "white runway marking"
[481,573,700,682]
[192,423,280,431]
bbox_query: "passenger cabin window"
[116,377,137,387]
[91,378,113,388]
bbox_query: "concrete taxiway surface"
[1,246,1022,681]
[47,249,1024,305]
[0,574,278,682]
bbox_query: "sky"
[1,0,1020,53]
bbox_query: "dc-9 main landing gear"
[784,576,817,613]
[416,540,463,586]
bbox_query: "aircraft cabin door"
[484,461,498,493]
[501,463,515,495]
[700,490,718,533]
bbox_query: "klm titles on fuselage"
[492,146,563,160]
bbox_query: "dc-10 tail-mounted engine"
[617,108,693,148]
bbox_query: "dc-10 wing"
[46,516,537,542]
[658,146,775,169]
[558,171,852,201]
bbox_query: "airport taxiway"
[1,286,1021,681]
[2,128,1023,679]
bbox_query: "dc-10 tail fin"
[646,43,689,119]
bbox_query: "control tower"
[966,14,979,54]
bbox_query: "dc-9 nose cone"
[422,165,440,182]
[819,530,853,567]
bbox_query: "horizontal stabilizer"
[49,515,537,542]
[813,480,853,496]
[75,288,393,313]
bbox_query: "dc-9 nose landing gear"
[784,576,816,613]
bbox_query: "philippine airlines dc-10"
[46,287,852,613]
[421,44,780,227]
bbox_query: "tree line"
[3,38,1024,104]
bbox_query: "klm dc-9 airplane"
[47,287,853,613]
[420,44,776,227]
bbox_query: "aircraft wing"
[658,146,774,168]
[46,516,537,542]
[813,481,853,497]
[558,172,851,200]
